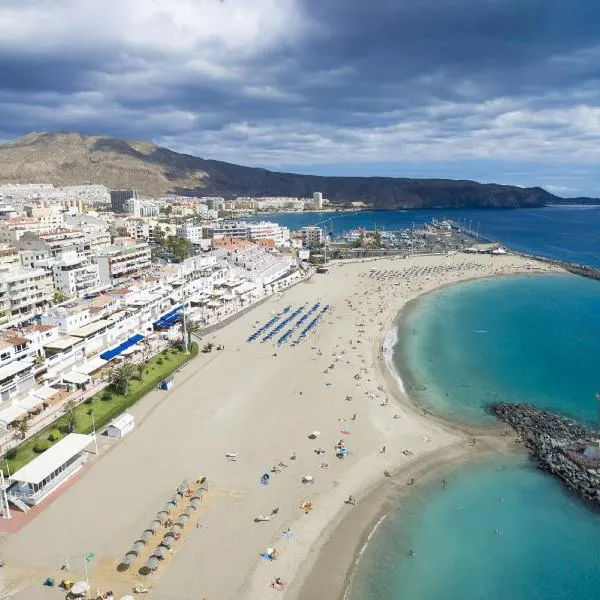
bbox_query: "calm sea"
[349,455,600,600]
[253,205,600,267]
[271,206,600,600]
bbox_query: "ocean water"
[349,456,600,600]
[254,205,600,267]
[395,273,600,424]
[270,205,600,596]
[351,272,600,599]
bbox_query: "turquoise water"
[349,456,600,600]
[349,273,600,600]
[395,274,600,424]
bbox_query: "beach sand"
[0,253,560,600]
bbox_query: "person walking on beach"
[351,413,356,421]
[380,445,386,454]
[347,495,356,505]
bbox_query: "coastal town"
[0,182,541,600]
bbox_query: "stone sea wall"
[517,252,600,281]
[491,403,600,506]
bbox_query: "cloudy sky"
[1,0,599,196]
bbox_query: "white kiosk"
[106,412,135,438]
[7,433,94,509]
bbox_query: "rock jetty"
[491,403,600,506]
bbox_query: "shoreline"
[0,253,564,600]
[291,266,560,600]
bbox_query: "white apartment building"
[301,226,324,247]
[225,245,293,286]
[255,197,305,211]
[206,220,290,244]
[0,266,53,326]
[17,229,89,258]
[247,221,290,244]
[94,239,152,286]
[20,249,53,270]
[0,324,61,403]
[52,252,101,299]
[177,222,204,245]
[25,204,65,229]
[128,198,160,218]
[312,192,324,209]
[41,303,91,332]
[0,218,52,244]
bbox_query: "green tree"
[62,399,79,433]
[109,362,136,396]
[153,225,166,246]
[15,418,30,440]
[135,361,146,381]
[160,205,173,216]
[165,236,192,261]
[180,316,200,350]
[53,291,68,303]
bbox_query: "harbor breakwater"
[516,252,600,281]
[492,403,600,506]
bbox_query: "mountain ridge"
[0,131,570,209]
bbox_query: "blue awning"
[153,305,183,329]
[100,334,145,361]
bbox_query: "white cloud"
[0,0,308,58]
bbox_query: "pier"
[491,403,600,506]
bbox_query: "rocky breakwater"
[492,403,600,506]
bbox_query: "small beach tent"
[140,530,152,542]
[106,412,135,438]
[143,556,159,574]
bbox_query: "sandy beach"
[0,253,561,600]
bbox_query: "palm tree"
[180,316,200,351]
[109,362,136,396]
[62,399,78,433]
[15,417,30,440]
[135,361,146,381]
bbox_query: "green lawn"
[4,343,197,474]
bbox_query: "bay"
[253,205,600,267]
[349,455,600,600]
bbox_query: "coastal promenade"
[0,253,561,600]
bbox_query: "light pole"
[91,411,98,455]
[180,266,189,353]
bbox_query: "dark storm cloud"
[0,0,600,192]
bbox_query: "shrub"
[5,448,17,460]
[48,429,61,442]
[156,358,164,365]
[33,439,50,453]
[84,398,93,405]
[87,408,94,416]
[102,391,112,401]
